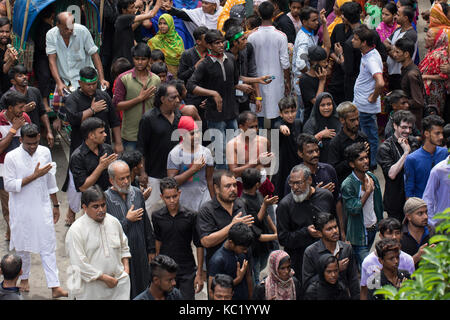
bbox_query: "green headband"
[226,31,245,50]
[80,75,98,83]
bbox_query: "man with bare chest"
[226,111,274,197]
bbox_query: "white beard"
[292,188,309,203]
[113,182,131,194]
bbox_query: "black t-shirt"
[0,47,11,95]
[299,73,319,122]
[113,14,136,64]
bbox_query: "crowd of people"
[0,0,449,301]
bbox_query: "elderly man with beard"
[276,164,335,286]
[105,160,155,299]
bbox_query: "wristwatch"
[53,202,60,208]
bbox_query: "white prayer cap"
[202,0,221,7]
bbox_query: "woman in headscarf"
[303,92,341,163]
[252,250,301,300]
[148,14,185,77]
[376,2,398,43]
[304,254,350,300]
[326,0,352,36]
[429,2,450,41]
[419,28,449,115]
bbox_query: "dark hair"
[278,96,297,112]
[228,222,254,247]
[193,26,209,41]
[442,3,449,17]
[80,117,105,141]
[225,25,244,49]
[322,255,339,271]
[151,49,165,62]
[237,111,257,126]
[345,142,367,164]
[313,212,336,232]
[79,66,98,80]
[378,218,402,236]
[279,256,291,269]
[399,5,414,23]
[150,61,168,75]
[111,57,133,82]
[246,14,262,30]
[40,3,55,20]
[296,133,319,152]
[81,185,106,207]
[290,0,305,5]
[3,90,27,109]
[395,37,415,58]
[398,0,416,10]
[354,24,375,47]
[159,177,178,193]
[119,150,143,171]
[384,2,397,15]
[8,64,27,81]
[118,0,135,13]
[384,89,408,113]
[299,6,319,23]
[211,274,234,292]
[375,238,401,259]
[422,115,445,132]
[0,254,22,280]
[340,1,362,24]
[205,29,224,44]
[444,123,450,148]
[269,0,283,9]
[168,79,186,96]
[259,1,275,20]
[212,170,234,187]
[223,18,241,34]
[154,83,175,108]
[150,254,178,281]
[0,17,11,28]
[392,110,415,127]
[20,123,40,138]
[131,42,151,58]
[241,168,261,190]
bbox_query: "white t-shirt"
[353,48,383,114]
[386,28,418,75]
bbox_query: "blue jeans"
[206,119,238,170]
[358,112,379,167]
[122,139,137,151]
[353,228,377,271]
[252,252,270,285]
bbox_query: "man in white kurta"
[65,186,131,300]
[248,3,290,122]
[3,124,67,297]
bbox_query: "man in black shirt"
[197,170,255,272]
[0,18,17,96]
[328,101,369,184]
[151,177,204,300]
[134,254,183,300]
[377,110,419,222]
[137,83,182,212]
[65,67,122,154]
[269,0,297,44]
[302,212,360,299]
[276,164,335,284]
[401,197,435,269]
[113,0,161,64]
[187,29,240,169]
[69,117,117,194]
[0,65,53,147]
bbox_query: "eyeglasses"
[288,180,307,187]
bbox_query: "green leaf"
[429,235,449,244]
[374,285,398,299]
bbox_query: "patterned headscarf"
[148,14,185,66]
[429,3,450,41]
[264,250,296,300]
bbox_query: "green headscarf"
[147,14,185,66]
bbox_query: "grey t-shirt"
[167,144,214,212]
[387,28,418,75]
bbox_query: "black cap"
[300,45,328,63]
[230,4,246,24]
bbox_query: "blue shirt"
[404,146,448,198]
[208,244,250,300]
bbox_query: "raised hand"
[33,162,52,179]
[126,204,144,222]
[91,97,108,114]
[231,212,254,226]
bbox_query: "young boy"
[151,61,172,83]
[287,0,304,34]
[0,254,23,300]
[240,168,278,285]
[208,223,254,300]
[272,96,303,198]
[360,217,415,300]
[368,238,411,300]
[149,49,174,80]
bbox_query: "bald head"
[108,160,132,194]
[56,12,74,39]
[108,160,130,179]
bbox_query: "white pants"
[67,170,81,213]
[16,250,60,288]
[144,177,164,220]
